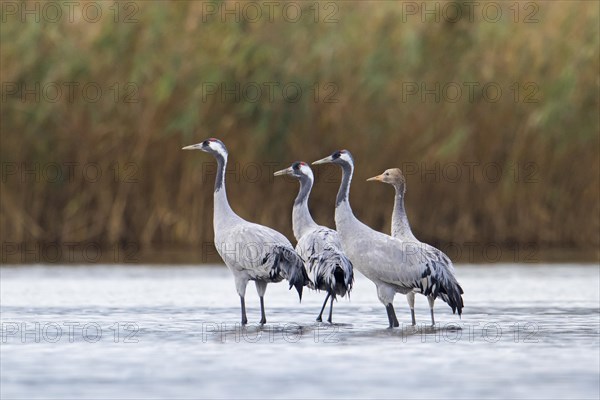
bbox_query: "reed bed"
[1,1,598,261]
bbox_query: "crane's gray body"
[213,189,305,298]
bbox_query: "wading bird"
[367,168,463,326]
[183,139,309,325]
[274,162,353,323]
[313,151,463,328]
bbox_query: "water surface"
[1,264,599,399]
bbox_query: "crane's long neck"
[292,176,318,240]
[213,153,236,225]
[335,162,356,218]
[392,185,416,241]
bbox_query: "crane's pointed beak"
[312,156,332,165]
[273,167,292,177]
[367,174,383,182]
[182,143,202,150]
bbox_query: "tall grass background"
[1,1,598,262]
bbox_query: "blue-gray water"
[1,264,599,399]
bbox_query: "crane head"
[182,138,228,159]
[312,149,354,166]
[367,168,406,184]
[273,161,314,181]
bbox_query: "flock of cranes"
[183,138,464,328]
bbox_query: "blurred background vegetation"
[1,1,598,263]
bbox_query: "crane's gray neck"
[213,153,235,221]
[336,163,353,207]
[214,154,226,192]
[334,162,359,234]
[392,185,416,240]
[292,176,318,240]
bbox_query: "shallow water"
[1,264,599,399]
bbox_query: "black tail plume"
[439,281,464,316]
[270,246,310,301]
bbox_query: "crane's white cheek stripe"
[299,165,314,180]
[340,153,353,164]
[214,144,228,158]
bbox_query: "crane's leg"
[327,295,334,323]
[406,292,416,326]
[235,277,249,326]
[378,285,399,328]
[316,292,331,322]
[255,281,268,325]
[259,296,267,325]
[240,296,248,325]
[428,296,435,326]
[386,303,400,328]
